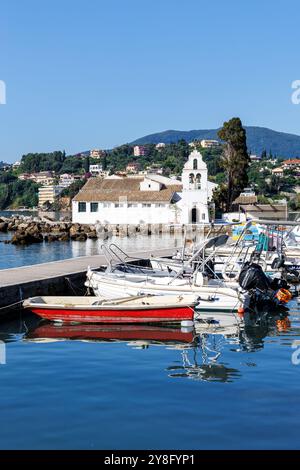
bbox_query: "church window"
[193,159,198,170]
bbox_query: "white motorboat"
[85,268,243,314]
[151,220,300,282]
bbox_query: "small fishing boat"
[23,294,198,324]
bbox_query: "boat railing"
[102,243,175,279]
[102,243,145,270]
[167,235,230,285]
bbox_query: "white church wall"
[72,149,217,226]
[72,201,178,224]
[139,178,162,191]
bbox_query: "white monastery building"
[72,150,217,225]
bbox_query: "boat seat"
[32,297,46,304]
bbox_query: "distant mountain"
[131,126,300,158]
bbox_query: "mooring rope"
[65,277,86,295]
[0,300,24,311]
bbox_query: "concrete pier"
[0,248,174,320]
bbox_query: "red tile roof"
[73,177,182,203]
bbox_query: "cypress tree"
[216,117,250,212]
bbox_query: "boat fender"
[237,307,245,318]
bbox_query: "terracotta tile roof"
[234,195,258,204]
[73,177,182,203]
[283,159,300,165]
[165,184,183,192]
[240,204,287,212]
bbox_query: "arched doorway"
[191,207,197,223]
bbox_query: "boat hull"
[27,306,194,324]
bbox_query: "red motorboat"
[23,294,197,324]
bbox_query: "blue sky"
[1,0,300,162]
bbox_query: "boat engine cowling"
[238,262,271,292]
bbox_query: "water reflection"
[25,322,197,347]
[0,307,298,383]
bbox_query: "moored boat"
[85,268,243,313]
[23,294,197,324]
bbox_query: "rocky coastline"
[0,215,199,245]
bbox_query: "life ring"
[222,262,240,282]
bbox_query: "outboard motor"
[239,262,292,317]
[238,262,271,292]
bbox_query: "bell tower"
[182,150,208,192]
[180,149,210,224]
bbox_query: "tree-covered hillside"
[131,126,300,158]
[0,172,39,209]
[18,151,91,175]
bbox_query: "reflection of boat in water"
[25,322,196,346]
[22,305,294,383]
[167,336,242,382]
[168,308,293,382]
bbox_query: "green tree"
[20,151,66,173]
[261,149,267,159]
[61,179,85,199]
[84,156,90,173]
[215,117,250,212]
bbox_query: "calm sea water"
[0,230,185,271]
[0,212,300,449]
[0,310,300,450]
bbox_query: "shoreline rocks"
[0,215,113,245]
[0,215,216,246]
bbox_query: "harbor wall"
[0,272,87,320]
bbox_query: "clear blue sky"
[1,0,300,162]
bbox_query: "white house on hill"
[72,150,217,225]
